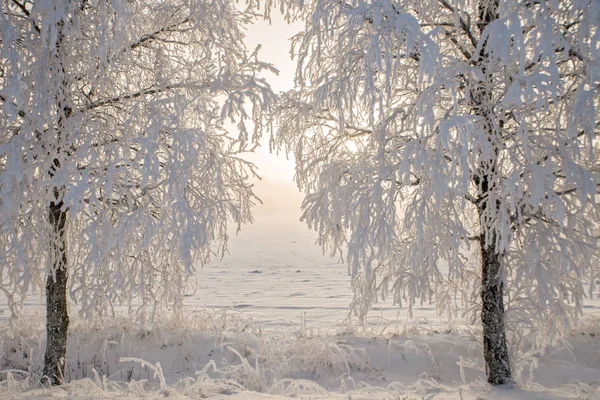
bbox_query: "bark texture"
[479,230,512,385]
[472,0,512,386]
[42,198,69,385]
[474,109,513,386]
[42,12,72,385]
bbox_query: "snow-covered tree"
[0,0,273,384]
[273,0,599,385]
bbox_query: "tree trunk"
[42,11,72,384]
[474,130,512,386]
[472,0,511,385]
[42,198,69,385]
[478,225,512,385]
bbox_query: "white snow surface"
[1,192,600,399]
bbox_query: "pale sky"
[242,14,303,186]
[237,13,306,215]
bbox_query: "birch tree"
[0,0,273,384]
[273,0,600,385]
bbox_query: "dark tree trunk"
[478,223,512,385]
[42,12,73,385]
[471,0,511,386]
[42,198,69,385]
[474,139,512,386]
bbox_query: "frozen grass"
[0,309,599,399]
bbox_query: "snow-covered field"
[1,183,600,399]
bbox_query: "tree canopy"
[0,0,274,321]
[273,0,600,380]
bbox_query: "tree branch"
[85,82,207,110]
[440,27,473,60]
[129,17,191,51]
[437,0,478,49]
[9,0,40,33]
[464,193,478,204]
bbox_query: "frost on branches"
[0,0,274,384]
[273,0,600,385]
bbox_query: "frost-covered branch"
[437,0,477,48]
[129,17,191,51]
[0,0,275,326]
[86,83,208,110]
[8,0,40,33]
[273,0,600,381]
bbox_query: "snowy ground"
[1,310,599,399]
[1,182,600,399]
